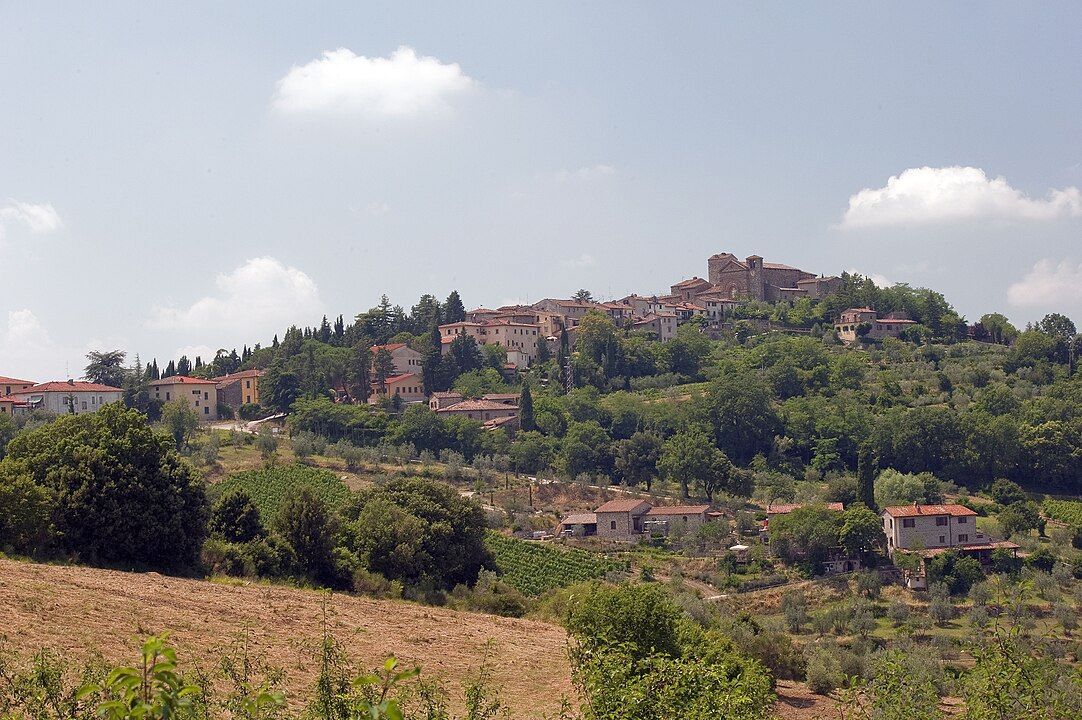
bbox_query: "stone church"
[704,253,841,302]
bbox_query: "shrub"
[0,404,207,571]
[805,646,844,695]
[208,489,265,543]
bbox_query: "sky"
[1,1,1081,381]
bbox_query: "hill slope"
[0,558,572,717]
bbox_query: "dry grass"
[0,558,573,718]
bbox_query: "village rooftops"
[381,373,418,384]
[595,498,652,513]
[371,343,408,352]
[0,375,35,386]
[13,380,123,393]
[882,503,978,518]
[149,376,217,385]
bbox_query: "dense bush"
[0,404,207,571]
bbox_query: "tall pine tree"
[444,290,466,323]
[857,443,877,511]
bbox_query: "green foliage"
[274,485,342,586]
[214,464,351,521]
[658,426,739,499]
[341,477,491,591]
[79,636,203,719]
[926,550,984,594]
[962,627,1082,720]
[160,399,199,450]
[769,506,843,566]
[483,532,625,595]
[839,504,882,557]
[0,404,207,571]
[209,489,266,543]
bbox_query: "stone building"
[707,253,818,301]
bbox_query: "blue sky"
[2,2,1081,380]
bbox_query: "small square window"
[936,516,948,526]
[939,536,946,543]
[957,516,967,523]
[902,518,915,528]
[610,520,617,530]
[958,534,969,542]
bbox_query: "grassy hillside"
[0,558,572,718]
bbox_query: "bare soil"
[0,558,573,718]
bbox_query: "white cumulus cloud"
[147,257,324,347]
[1007,259,1082,309]
[272,46,475,119]
[847,268,892,287]
[0,200,62,238]
[551,165,616,182]
[839,167,1082,228]
[563,253,596,269]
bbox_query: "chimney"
[67,378,75,385]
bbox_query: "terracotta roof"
[481,393,520,401]
[212,369,264,384]
[882,504,977,518]
[843,307,876,313]
[431,391,463,399]
[766,502,844,514]
[595,498,651,513]
[645,505,711,516]
[0,376,35,385]
[919,541,1019,556]
[13,381,123,394]
[150,375,217,386]
[763,262,802,271]
[382,373,420,384]
[483,415,520,429]
[672,276,709,288]
[436,399,518,413]
[371,343,408,353]
[560,513,597,526]
[467,307,497,314]
[876,319,917,325]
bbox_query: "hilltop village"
[1,248,1079,718]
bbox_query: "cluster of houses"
[0,369,265,421]
[558,497,1019,589]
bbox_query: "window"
[245,380,251,388]
[902,518,915,528]
[610,520,617,530]
[192,389,200,395]
[204,392,209,400]
[939,536,946,544]
[936,516,948,526]
[957,516,967,523]
[166,392,170,401]
[204,406,209,415]
[81,402,87,410]
[958,534,968,542]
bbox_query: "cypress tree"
[857,443,877,511]
[519,381,535,432]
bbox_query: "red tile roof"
[150,375,217,386]
[435,399,518,413]
[882,504,977,518]
[595,498,651,513]
[13,381,123,394]
[0,376,35,385]
[645,505,711,516]
[371,343,407,353]
[382,373,420,384]
[766,502,844,514]
[560,512,598,526]
[212,369,264,383]
[763,262,802,271]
